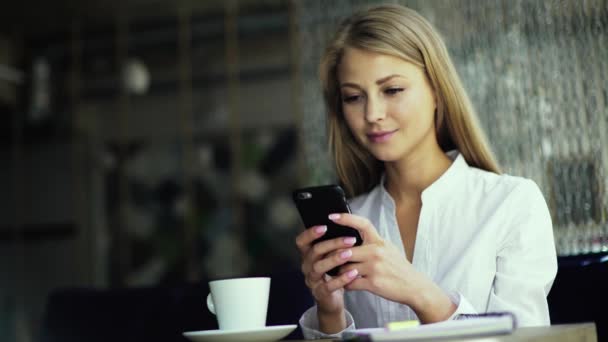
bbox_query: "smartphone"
[292,184,363,276]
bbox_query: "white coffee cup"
[206,277,271,331]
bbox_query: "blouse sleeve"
[485,179,557,326]
[445,291,478,319]
[298,305,356,339]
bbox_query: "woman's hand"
[295,225,359,332]
[330,213,457,323]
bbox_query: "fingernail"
[343,237,356,245]
[346,269,358,279]
[315,225,327,234]
[340,249,352,259]
[328,213,341,220]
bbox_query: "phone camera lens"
[298,192,312,200]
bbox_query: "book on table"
[342,312,516,341]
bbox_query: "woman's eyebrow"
[340,74,406,89]
[376,74,406,84]
[340,82,361,89]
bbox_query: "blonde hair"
[320,4,501,198]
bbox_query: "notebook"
[342,313,516,341]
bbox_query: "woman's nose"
[364,97,386,123]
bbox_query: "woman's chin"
[370,151,402,163]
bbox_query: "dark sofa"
[42,270,313,342]
[548,252,608,341]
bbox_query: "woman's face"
[337,47,438,163]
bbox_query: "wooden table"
[298,323,597,342]
[455,323,598,342]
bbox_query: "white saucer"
[183,324,297,342]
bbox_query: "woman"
[295,4,557,339]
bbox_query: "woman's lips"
[367,129,397,143]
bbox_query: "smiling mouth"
[367,129,398,143]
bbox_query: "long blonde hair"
[320,4,500,198]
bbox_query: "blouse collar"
[378,150,468,207]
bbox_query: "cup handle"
[206,293,216,315]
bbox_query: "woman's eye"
[342,94,361,103]
[385,88,404,95]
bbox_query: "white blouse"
[299,152,557,339]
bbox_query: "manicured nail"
[315,225,327,234]
[343,237,356,245]
[346,269,358,279]
[328,213,341,220]
[340,249,352,259]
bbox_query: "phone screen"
[292,184,363,276]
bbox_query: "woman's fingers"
[312,268,359,296]
[338,261,374,292]
[333,243,387,291]
[296,218,372,297]
[311,247,354,276]
[296,220,363,257]
[325,269,359,292]
[301,238,357,286]
[343,276,369,291]
[328,213,382,243]
[310,235,358,259]
[302,234,357,269]
[342,241,384,263]
[295,225,327,253]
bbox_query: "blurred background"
[0,0,606,341]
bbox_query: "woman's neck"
[384,143,452,203]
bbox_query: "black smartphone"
[292,184,364,276]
